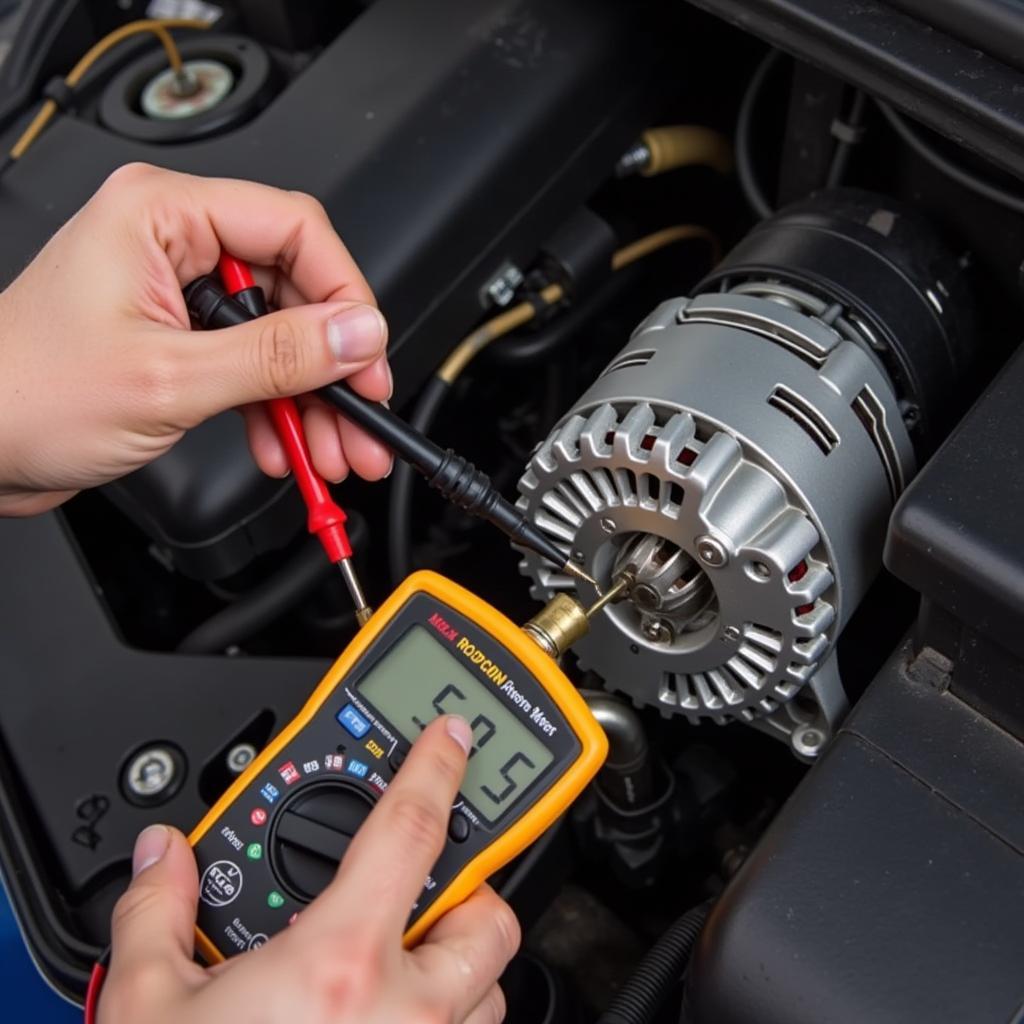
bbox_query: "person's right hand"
[99,715,520,1024]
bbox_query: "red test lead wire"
[83,947,110,1024]
[217,254,372,625]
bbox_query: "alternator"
[517,191,973,758]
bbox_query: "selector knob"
[268,781,376,902]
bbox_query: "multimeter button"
[269,781,376,902]
[336,704,371,739]
[447,812,471,843]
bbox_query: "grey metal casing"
[517,293,914,757]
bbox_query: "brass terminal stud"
[522,594,590,659]
[522,575,633,659]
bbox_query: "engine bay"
[1,1,1023,1020]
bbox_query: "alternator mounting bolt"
[600,517,617,534]
[695,535,728,567]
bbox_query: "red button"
[250,808,268,827]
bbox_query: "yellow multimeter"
[188,571,608,962]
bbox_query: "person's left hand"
[0,163,393,516]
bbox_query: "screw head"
[124,746,177,800]
[749,561,771,580]
[600,517,617,534]
[791,724,827,759]
[227,743,258,774]
[722,625,741,643]
[640,616,674,644]
[571,549,585,563]
[695,535,728,567]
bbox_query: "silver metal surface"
[517,289,913,757]
[125,746,177,798]
[482,261,525,308]
[140,59,233,120]
[338,557,370,618]
[226,743,257,774]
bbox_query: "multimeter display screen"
[358,626,554,824]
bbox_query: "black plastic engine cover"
[687,639,1024,1024]
[0,0,668,577]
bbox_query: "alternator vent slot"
[851,386,904,502]
[599,349,656,378]
[767,386,839,456]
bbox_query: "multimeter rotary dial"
[268,781,376,902]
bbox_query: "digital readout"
[357,626,554,823]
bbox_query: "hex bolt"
[124,746,177,800]
[227,743,258,774]
[791,724,826,760]
[571,549,585,563]
[641,616,674,644]
[722,625,741,643]
[695,535,728,567]
[600,517,617,534]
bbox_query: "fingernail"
[385,362,394,402]
[132,825,170,878]
[446,715,473,756]
[326,306,385,363]
[383,455,395,479]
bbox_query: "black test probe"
[183,277,597,590]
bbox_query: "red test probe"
[215,253,371,626]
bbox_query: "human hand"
[99,715,519,1024]
[0,163,392,516]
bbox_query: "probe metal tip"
[337,557,373,627]
[562,560,599,589]
[585,574,633,619]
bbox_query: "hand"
[0,163,392,517]
[99,715,520,1024]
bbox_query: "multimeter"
[188,570,608,961]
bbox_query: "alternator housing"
[517,192,972,758]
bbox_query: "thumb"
[182,300,388,422]
[105,826,199,999]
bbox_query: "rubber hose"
[595,901,712,1024]
[486,266,639,367]
[735,49,782,220]
[387,375,451,587]
[177,513,367,654]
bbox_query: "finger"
[344,354,393,404]
[300,397,349,483]
[412,886,520,1020]
[339,412,394,481]
[301,715,473,940]
[334,358,394,479]
[463,985,508,1024]
[113,166,376,306]
[251,266,328,311]
[104,826,202,1012]
[178,301,387,424]
[242,404,290,477]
